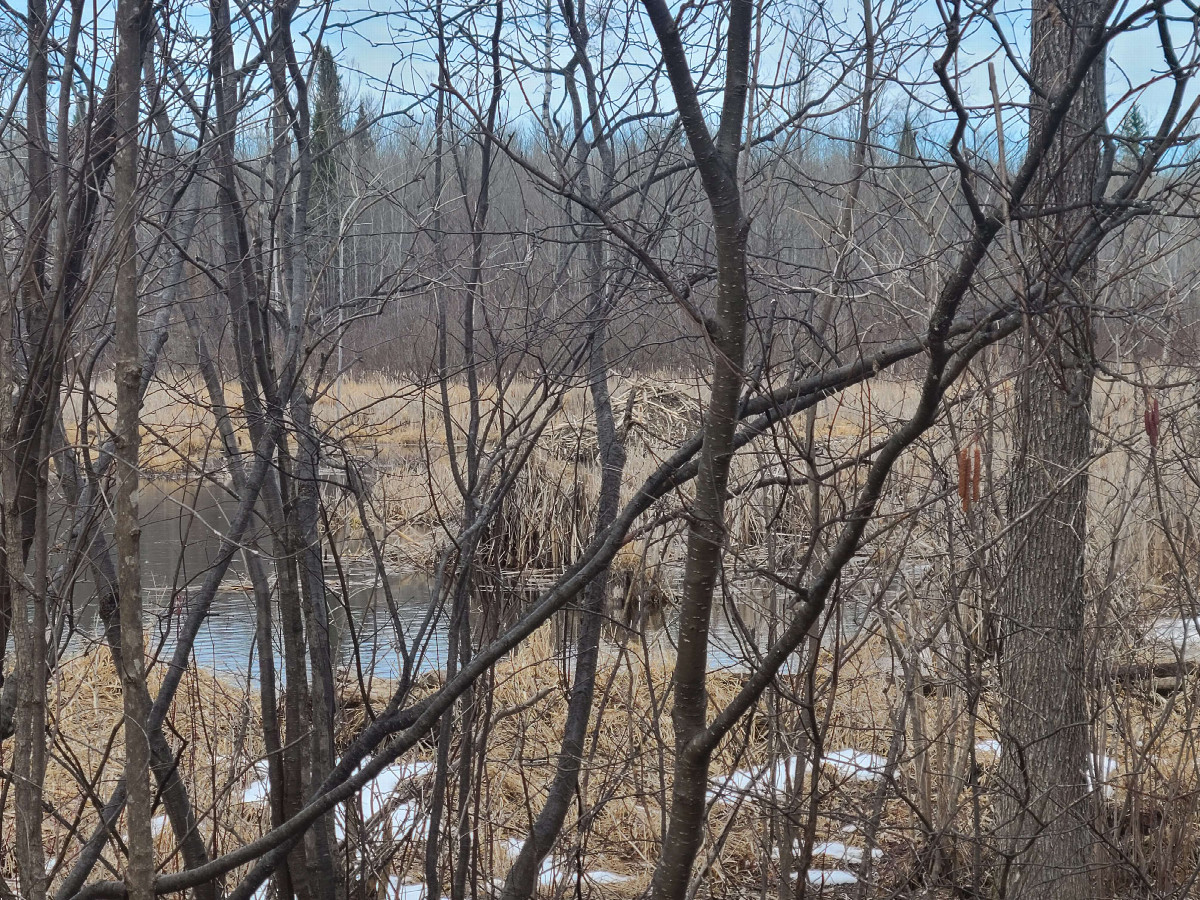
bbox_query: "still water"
[67,480,449,682]
[68,481,807,682]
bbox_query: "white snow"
[361,760,433,820]
[811,841,882,865]
[242,760,272,803]
[495,841,569,887]
[370,759,436,799]
[384,880,448,900]
[707,755,803,801]
[975,740,1002,758]
[1144,618,1200,661]
[1086,754,1120,799]
[804,869,858,886]
[537,855,566,887]
[824,749,888,782]
[387,801,427,838]
[774,840,882,865]
[585,871,632,885]
[334,757,434,843]
[708,749,888,802]
[151,815,167,837]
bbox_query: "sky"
[320,0,1198,150]
[7,0,1192,156]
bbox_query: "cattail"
[1144,396,1160,449]
[957,447,971,512]
[972,445,982,503]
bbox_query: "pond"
[65,480,788,683]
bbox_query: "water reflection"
[68,480,450,681]
[66,481,828,682]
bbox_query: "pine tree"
[897,115,918,163]
[1119,103,1147,162]
[311,45,346,227]
[311,46,347,312]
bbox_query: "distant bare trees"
[0,0,1198,899]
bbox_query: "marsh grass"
[46,365,1200,895]
[22,644,266,892]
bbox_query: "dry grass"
[44,364,1200,895]
[14,613,1200,897]
[15,643,267,893]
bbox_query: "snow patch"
[585,871,632,885]
[387,801,427,838]
[1144,618,1200,662]
[537,855,566,887]
[335,757,434,843]
[242,760,272,803]
[384,880,447,900]
[496,841,572,888]
[707,755,803,802]
[811,841,882,865]
[824,749,887,782]
[708,749,889,802]
[1087,754,1120,799]
[803,869,858,887]
[975,740,1002,758]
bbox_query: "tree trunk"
[640,0,754,896]
[498,12,624,886]
[996,0,1106,897]
[113,0,154,894]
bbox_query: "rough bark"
[995,0,1107,897]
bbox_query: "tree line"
[2,0,1199,899]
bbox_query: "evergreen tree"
[1119,103,1147,162]
[352,100,376,158]
[311,45,346,226]
[897,115,918,162]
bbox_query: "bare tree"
[0,2,1198,900]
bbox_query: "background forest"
[3,0,1200,899]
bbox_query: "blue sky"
[322,0,1196,150]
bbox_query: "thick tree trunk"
[998,327,1096,900]
[996,0,1106,897]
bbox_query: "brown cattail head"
[972,445,982,503]
[957,447,971,512]
[1144,397,1160,450]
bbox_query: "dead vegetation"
[43,367,1200,897]
[24,614,1200,899]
